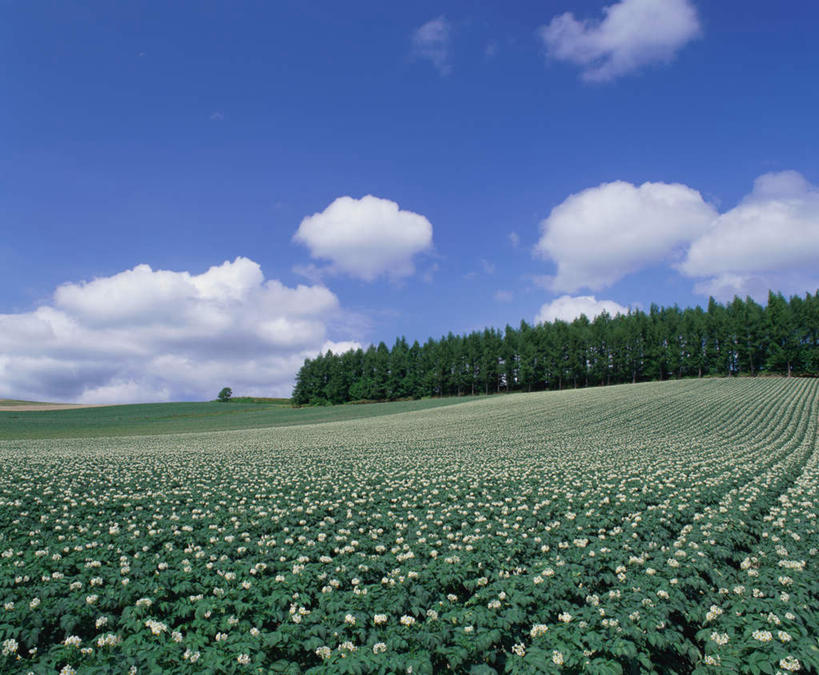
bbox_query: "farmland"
[0,379,817,673]
[0,397,472,441]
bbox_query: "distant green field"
[0,397,478,440]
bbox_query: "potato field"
[1,379,817,674]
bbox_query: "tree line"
[292,291,819,405]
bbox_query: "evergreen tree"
[766,292,798,376]
[389,337,410,399]
[518,321,537,392]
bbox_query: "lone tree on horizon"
[217,387,232,402]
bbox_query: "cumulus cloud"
[680,172,819,299]
[293,195,434,282]
[411,16,451,76]
[539,0,701,82]
[0,257,357,403]
[691,271,819,303]
[535,180,716,292]
[535,170,819,301]
[536,295,629,324]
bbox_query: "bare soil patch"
[0,401,109,412]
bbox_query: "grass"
[223,397,292,404]
[0,396,481,440]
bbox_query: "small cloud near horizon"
[536,295,629,324]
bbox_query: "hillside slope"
[0,378,816,672]
[0,396,478,440]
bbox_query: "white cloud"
[0,257,353,403]
[539,0,701,82]
[320,340,363,356]
[535,180,716,292]
[690,273,773,302]
[411,16,451,76]
[494,290,514,303]
[536,295,629,324]
[508,232,520,247]
[77,381,172,405]
[692,271,819,303]
[534,170,819,301]
[680,172,819,299]
[293,195,434,282]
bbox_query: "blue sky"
[2,0,818,402]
